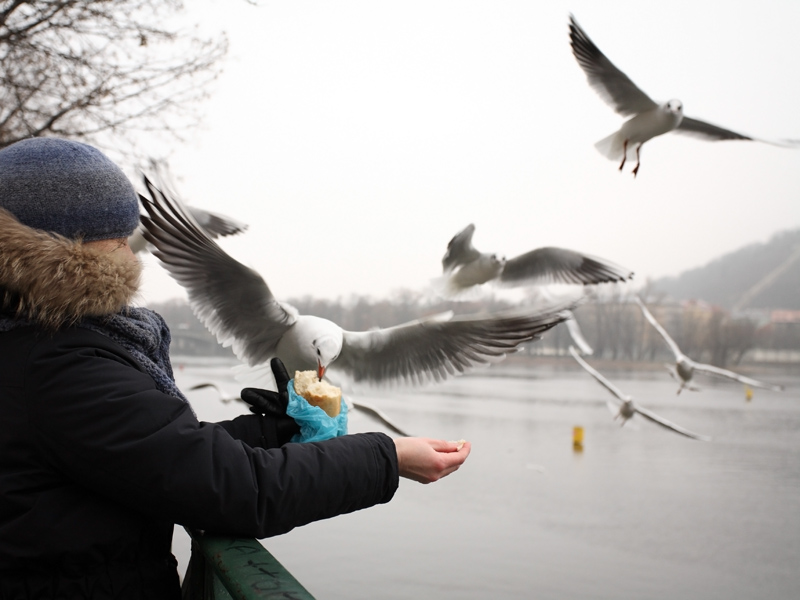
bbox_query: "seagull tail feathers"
[594,131,632,161]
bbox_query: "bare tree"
[0,1,228,155]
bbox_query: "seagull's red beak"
[317,362,326,381]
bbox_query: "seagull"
[634,296,784,395]
[440,223,633,294]
[569,346,710,441]
[568,14,797,177]
[139,178,574,393]
[188,382,240,404]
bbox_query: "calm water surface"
[173,358,800,600]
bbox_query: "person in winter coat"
[0,137,471,599]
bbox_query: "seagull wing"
[690,362,784,392]
[635,297,683,360]
[442,223,481,273]
[351,400,413,437]
[675,117,800,148]
[139,177,295,366]
[568,14,658,116]
[335,306,572,385]
[565,311,593,355]
[500,247,633,286]
[633,404,712,441]
[146,159,249,239]
[187,206,249,239]
[568,345,628,402]
[674,116,753,142]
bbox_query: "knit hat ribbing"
[0,137,139,242]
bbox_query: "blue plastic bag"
[286,380,348,443]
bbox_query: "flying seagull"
[569,346,711,441]
[568,14,797,177]
[139,179,574,391]
[188,382,240,404]
[634,296,784,395]
[441,223,633,294]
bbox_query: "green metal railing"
[181,528,316,600]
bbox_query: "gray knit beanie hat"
[0,137,139,242]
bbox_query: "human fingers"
[426,438,468,453]
[270,358,291,395]
[395,438,470,484]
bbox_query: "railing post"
[181,528,316,600]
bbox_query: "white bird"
[441,223,633,294]
[568,14,798,177]
[188,382,240,404]
[569,346,711,441]
[634,296,784,395]
[139,179,574,393]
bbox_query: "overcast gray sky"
[134,0,800,307]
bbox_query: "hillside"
[651,228,800,311]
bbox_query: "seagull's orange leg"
[618,139,628,171]
[632,143,643,177]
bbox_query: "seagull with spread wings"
[440,223,633,295]
[635,297,784,395]
[568,14,798,177]
[139,179,574,395]
[569,346,710,441]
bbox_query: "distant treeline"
[149,288,800,367]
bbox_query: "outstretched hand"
[394,437,471,484]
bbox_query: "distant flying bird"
[569,346,711,441]
[634,296,784,395]
[568,14,798,177]
[188,382,240,404]
[139,179,574,392]
[440,223,633,295]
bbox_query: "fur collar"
[0,208,140,329]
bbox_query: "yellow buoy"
[745,386,753,402]
[573,426,584,452]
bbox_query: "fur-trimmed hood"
[0,207,140,329]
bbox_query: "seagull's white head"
[664,99,683,115]
[313,331,343,380]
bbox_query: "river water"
[172,358,800,599]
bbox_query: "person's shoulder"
[19,324,142,370]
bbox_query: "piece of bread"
[293,370,342,417]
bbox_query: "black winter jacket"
[0,324,398,599]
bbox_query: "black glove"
[240,358,300,447]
